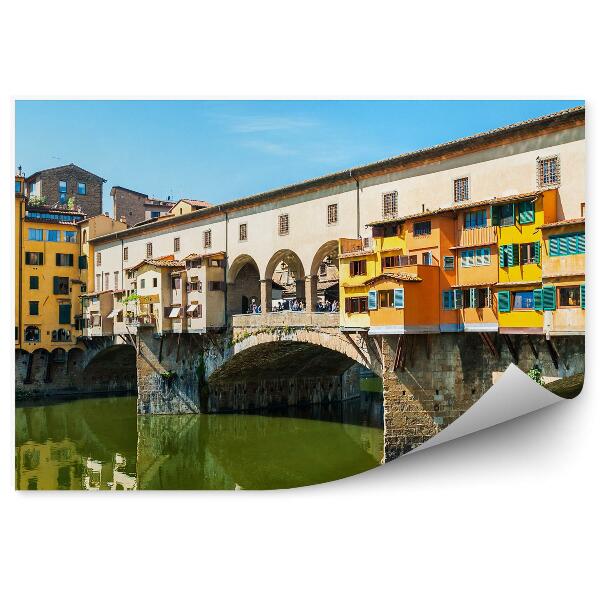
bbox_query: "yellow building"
[15,177,87,351]
[15,175,26,346]
[495,189,557,334]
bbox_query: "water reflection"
[16,395,383,490]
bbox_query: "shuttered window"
[53,276,69,295]
[442,290,455,310]
[78,255,87,269]
[443,256,455,270]
[533,288,544,311]
[520,242,541,265]
[350,260,367,276]
[393,288,404,309]
[492,204,515,227]
[548,232,585,256]
[58,304,71,325]
[368,290,378,310]
[345,297,368,313]
[518,200,535,224]
[498,290,511,312]
[499,244,520,267]
[454,288,463,309]
[542,286,556,311]
[581,284,586,309]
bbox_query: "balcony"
[340,238,373,255]
[456,226,497,249]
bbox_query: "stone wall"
[112,187,147,227]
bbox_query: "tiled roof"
[183,251,226,261]
[126,258,185,271]
[367,191,545,227]
[539,217,585,229]
[178,199,211,208]
[339,249,376,259]
[362,273,422,285]
[495,280,542,288]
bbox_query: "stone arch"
[308,240,340,310]
[15,349,31,385]
[228,255,261,315]
[264,249,306,281]
[263,249,307,311]
[30,348,50,384]
[82,344,137,394]
[67,347,85,373]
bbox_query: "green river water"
[15,396,383,490]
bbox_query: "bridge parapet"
[232,311,340,331]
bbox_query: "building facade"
[25,163,105,217]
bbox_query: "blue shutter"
[542,286,556,311]
[368,290,378,310]
[567,234,577,255]
[442,291,455,310]
[498,290,511,313]
[58,304,71,325]
[393,288,404,309]
[549,236,559,256]
[533,288,543,311]
[454,289,463,309]
[580,284,585,309]
[558,236,568,256]
[577,232,585,254]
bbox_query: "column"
[305,274,318,312]
[295,278,306,306]
[260,279,272,313]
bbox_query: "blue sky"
[16,100,582,214]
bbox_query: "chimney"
[104,212,109,217]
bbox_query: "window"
[77,182,87,195]
[83,230,87,244]
[151,211,161,219]
[58,180,67,203]
[15,180,22,194]
[464,210,486,229]
[204,230,212,248]
[513,290,535,310]
[381,255,399,269]
[140,279,146,289]
[537,156,560,187]
[29,182,36,195]
[475,248,491,266]
[499,203,514,227]
[518,200,535,224]
[208,281,226,291]
[58,304,71,324]
[29,301,39,316]
[278,214,289,236]
[350,260,367,276]
[25,252,44,265]
[422,252,432,265]
[413,221,431,236]
[114,271,119,289]
[123,247,128,261]
[47,230,61,242]
[443,256,455,270]
[558,286,581,308]
[462,287,491,309]
[29,276,39,289]
[56,253,74,267]
[454,177,469,202]
[28,228,43,241]
[171,277,182,290]
[152,278,158,287]
[25,326,40,342]
[146,243,153,258]
[96,252,102,266]
[520,242,540,265]
[460,249,474,267]
[239,223,247,241]
[382,191,398,218]
[174,237,180,252]
[53,276,69,295]
[78,255,87,269]
[442,290,463,310]
[104,273,110,290]
[499,244,520,267]
[187,279,200,292]
[64,231,76,243]
[96,274,102,290]
[379,289,394,308]
[327,203,338,225]
[549,232,585,256]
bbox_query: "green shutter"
[518,200,535,224]
[549,236,559,256]
[534,241,541,265]
[533,288,543,311]
[542,286,556,311]
[491,206,500,226]
[58,304,71,325]
[499,245,507,268]
[510,244,520,267]
[577,232,585,254]
[368,290,377,310]
[498,290,511,313]
[53,276,60,294]
[580,284,585,309]
[78,255,88,269]
[469,288,477,308]
[393,288,404,309]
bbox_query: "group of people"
[245,298,339,313]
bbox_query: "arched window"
[83,230,88,244]
[25,326,40,342]
[56,328,70,342]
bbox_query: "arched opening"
[24,326,40,343]
[228,255,261,316]
[67,347,84,373]
[264,250,307,312]
[15,349,31,386]
[82,344,137,395]
[309,241,340,312]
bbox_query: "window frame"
[453,177,470,203]
[278,214,289,236]
[77,182,87,195]
[557,286,581,308]
[327,203,338,225]
[537,155,560,188]
[512,290,536,311]
[174,237,180,252]
[382,191,398,218]
[203,230,212,248]
[239,223,247,242]
[28,228,44,241]
[413,220,431,237]
[378,289,394,308]
[443,256,455,270]
[146,243,153,258]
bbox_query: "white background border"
[1,1,597,598]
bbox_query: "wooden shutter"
[542,286,556,311]
[58,304,71,324]
[567,234,577,255]
[510,244,520,267]
[372,226,384,238]
[549,236,559,256]
[485,287,492,308]
[580,284,585,309]
[469,288,477,308]
[518,200,535,224]
[534,241,541,265]
[350,262,355,276]
[393,288,404,309]
[498,290,511,313]
[499,245,507,268]
[368,290,377,310]
[558,236,568,255]
[345,298,351,313]
[454,289,463,309]
[533,288,543,311]
[53,276,60,294]
[577,232,585,253]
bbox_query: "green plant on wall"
[66,197,76,210]
[527,366,543,385]
[28,195,47,207]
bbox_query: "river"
[15,395,383,490]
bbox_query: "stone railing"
[232,311,340,330]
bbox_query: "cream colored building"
[85,107,585,333]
